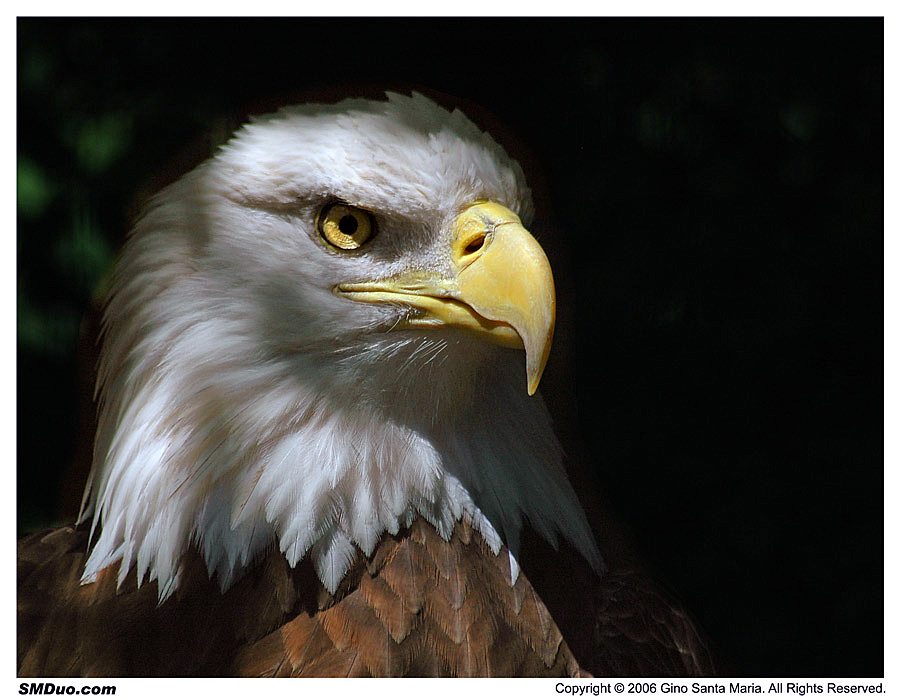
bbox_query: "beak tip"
[525,364,544,396]
[524,333,552,397]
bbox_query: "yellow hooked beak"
[335,201,555,395]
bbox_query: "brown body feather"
[18,518,717,677]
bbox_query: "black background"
[16,18,883,676]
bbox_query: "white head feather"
[80,92,602,599]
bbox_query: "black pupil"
[338,215,359,235]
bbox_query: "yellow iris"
[317,203,375,250]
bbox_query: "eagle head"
[80,92,602,599]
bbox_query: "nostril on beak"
[464,235,486,255]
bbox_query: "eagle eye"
[317,203,375,250]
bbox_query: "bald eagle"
[18,93,717,677]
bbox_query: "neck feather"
[82,293,601,599]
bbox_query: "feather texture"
[18,520,715,677]
[78,93,601,600]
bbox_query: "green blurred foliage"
[17,158,57,219]
[53,203,114,295]
[70,111,135,175]
[17,281,81,358]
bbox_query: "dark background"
[17,18,882,676]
